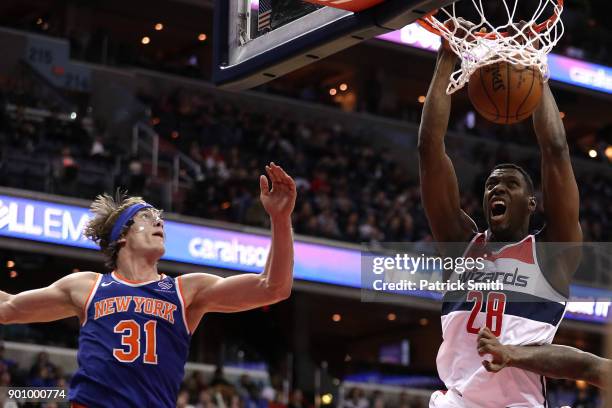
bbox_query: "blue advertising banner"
[0,195,360,286]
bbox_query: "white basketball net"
[422,0,564,94]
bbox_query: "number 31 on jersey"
[113,319,158,364]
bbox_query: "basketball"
[468,62,543,125]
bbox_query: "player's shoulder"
[177,272,220,287]
[55,271,101,290]
[175,273,222,304]
[178,272,218,279]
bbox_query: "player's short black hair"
[490,163,534,195]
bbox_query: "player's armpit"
[0,272,98,324]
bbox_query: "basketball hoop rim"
[416,0,563,40]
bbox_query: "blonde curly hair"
[84,190,147,270]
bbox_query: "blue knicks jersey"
[70,272,191,407]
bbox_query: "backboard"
[213,0,454,90]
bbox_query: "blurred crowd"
[147,89,429,244]
[0,74,147,201]
[1,74,611,248]
[143,88,612,244]
[0,342,601,407]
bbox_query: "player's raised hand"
[260,162,297,220]
[509,20,539,48]
[441,17,482,52]
[477,326,511,373]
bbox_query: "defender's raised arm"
[178,163,296,332]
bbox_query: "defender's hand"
[477,326,512,373]
[260,162,297,220]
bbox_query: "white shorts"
[429,390,465,408]
[430,389,549,408]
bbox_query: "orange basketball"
[468,62,543,125]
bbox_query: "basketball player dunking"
[419,39,582,407]
[0,162,296,408]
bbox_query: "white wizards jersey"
[432,232,567,408]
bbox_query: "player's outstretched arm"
[179,163,296,331]
[477,327,609,388]
[418,45,477,243]
[532,83,581,244]
[0,272,99,324]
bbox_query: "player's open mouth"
[490,200,507,221]
[152,232,164,239]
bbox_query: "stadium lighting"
[605,146,612,160]
[70,112,77,120]
[9,271,17,278]
[198,33,207,42]
[141,36,151,45]
[36,18,43,25]
[559,111,566,119]
[332,313,341,322]
[387,312,397,321]
[329,88,337,96]
[321,394,333,404]
[171,131,180,139]
[418,95,426,103]
[6,260,15,268]
[339,83,348,91]
[155,23,164,31]
[419,317,429,326]
[588,149,597,158]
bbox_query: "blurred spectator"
[29,352,56,380]
[185,371,208,397]
[244,383,267,408]
[124,158,148,196]
[177,389,196,408]
[343,387,369,408]
[0,370,11,387]
[370,390,385,408]
[54,147,79,195]
[288,389,305,408]
[195,388,216,408]
[210,366,231,387]
[90,135,107,159]
[0,343,16,371]
[29,365,56,387]
[397,391,410,408]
